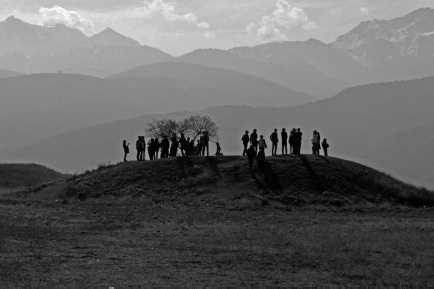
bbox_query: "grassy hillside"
[0,163,65,189]
[27,155,433,207]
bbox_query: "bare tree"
[145,114,220,142]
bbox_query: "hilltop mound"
[0,163,66,189]
[30,156,433,208]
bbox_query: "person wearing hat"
[281,128,288,155]
[250,129,259,152]
[242,130,250,156]
[270,129,279,156]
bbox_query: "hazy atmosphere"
[1,0,433,55]
[0,0,433,287]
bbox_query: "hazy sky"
[1,0,434,55]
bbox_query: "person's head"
[323,138,327,142]
[297,128,300,131]
[274,129,277,132]
[216,142,220,146]
[253,129,257,132]
[282,128,286,131]
[292,128,296,131]
[123,140,126,144]
[260,135,264,139]
[245,130,249,134]
[138,136,141,140]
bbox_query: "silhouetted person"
[180,133,187,157]
[140,136,146,160]
[154,138,160,159]
[316,131,321,156]
[148,138,155,160]
[322,139,330,156]
[289,129,296,155]
[246,145,256,170]
[123,140,129,162]
[215,142,223,156]
[281,128,288,155]
[197,139,202,156]
[170,133,178,157]
[188,140,195,156]
[270,129,279,156]
[161,136,170,158]
[257,147,266,171]
[136,136,142,161]
[242,130,250,156]
[312,131,319,155]
[295,128,303,155]
[250,129,258,152]
[258,135,267,153]
[202,131,210,156]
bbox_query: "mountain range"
[1,8,434,96]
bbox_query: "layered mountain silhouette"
[1,8,434,94]
[2,77,433,191]
[0,65,312,149]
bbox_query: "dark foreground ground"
[1,156,433,286]
[0,198,432,286]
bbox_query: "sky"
[1,0,434,55]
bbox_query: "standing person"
[215,142,223,156]
[246,145,256,170]
[179,133,187,157]
[270,129,279,156]
[281,128,288,155]
[257,148,266,171]
[148,138,155,160]
[322,139,330,156]
[295,128,303,155]
[197,139,202,156]
[170,133,178,157]
[202,131,210,156]
[136,136,142,161]
[161,136,170,158]
[242,130,250,156]
[140,137,146,161]
[258,135,268,153]
[312,131,319,155]
[188,139,195,156]
[250,129,258,152]
[289,129,296,155]
[316,131,321,156]
[153,138,160,160]
[123,140,129,162]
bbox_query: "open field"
[1,156,433,286]
[0,198,433,286]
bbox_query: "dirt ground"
[1,197,433,286]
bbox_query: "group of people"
[122,131,219,162]
[242,128,330,170]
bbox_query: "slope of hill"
[30,156,434,207]
[2,76,433,179]
[0,68,311,149]
[0,69,23,79]
[86,28,142,48]
[177,49,351,96]
[367,122,434,189]
[0,163,65,189]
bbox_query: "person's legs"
[282,143,287,155]
[206,144,209,156]
[124,152,127,162]
[324,149,328,157]
[137,150,140,161]
[243,143,248,156]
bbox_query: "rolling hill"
[0,163,66,190]
[0,65,312,149]
[367,122,434,189]
[0,69,23,79]
[2,76,434,187]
